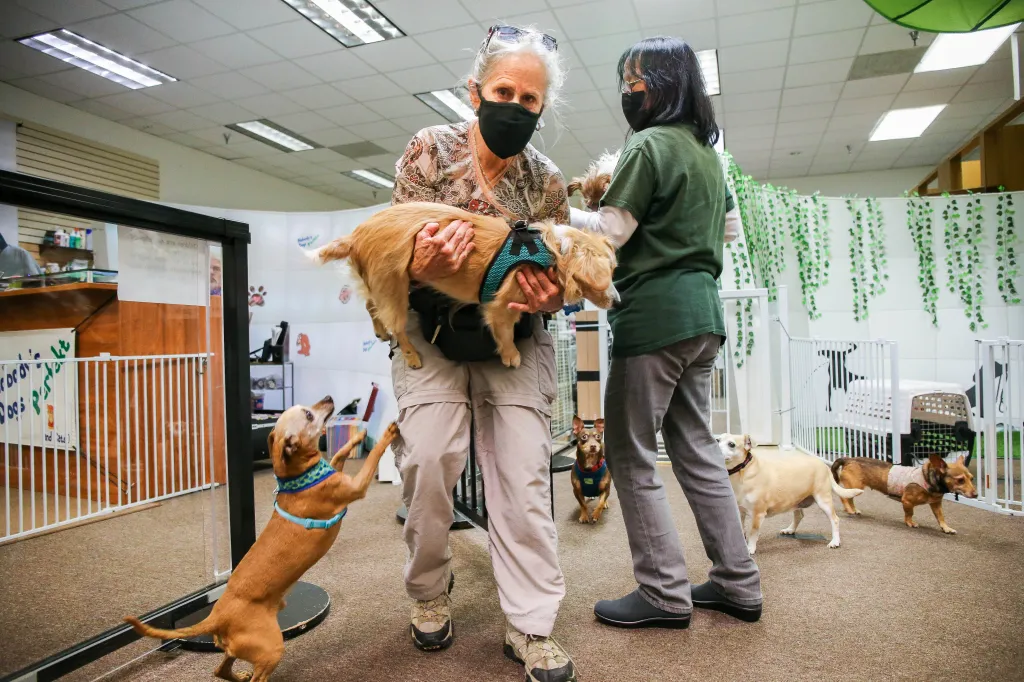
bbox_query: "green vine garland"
[945,193,986,332]
[905,193,939,326]
[996,190,1020,304]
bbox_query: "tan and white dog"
[718,434,864,554]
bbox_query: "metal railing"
[974,339,1023,515]
[1,352,217,542]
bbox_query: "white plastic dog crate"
[837,380,976,465]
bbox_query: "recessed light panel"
[416,89,475,123]
[915,23,1020,72]
[281,0,403,47]
[869,105,946,141]
[344,169,395,189]
[227,120,321,152]
[697,49,720,96]
[18,29,176,89]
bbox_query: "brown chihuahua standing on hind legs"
[571,416,612,524]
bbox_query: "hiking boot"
[410,572,455,651]
[503,622,577,682]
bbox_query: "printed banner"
[0,329,78,449]
[118,227,210,307]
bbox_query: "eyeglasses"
[621,77,644,94]
[485,24,558,52]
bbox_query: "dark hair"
[617,36,719,146]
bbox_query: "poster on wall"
[118,227,210,307]
[0,329,78,449]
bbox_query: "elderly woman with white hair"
[388,24,576,682]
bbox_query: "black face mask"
[476,87,542,159]
[621,91,648,131]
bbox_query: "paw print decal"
[297,333,311,357]
[248,285,267,307]
[338,285,352,304]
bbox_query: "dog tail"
[308,237,351,265]
[124,615,219,641]
[830,477,863,499]
[830,457,848,484]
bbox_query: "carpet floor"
[2,457,1023,682]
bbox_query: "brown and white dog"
[570,416,611,524]
[718,434,863,554]
[831,455,977,533]
[567,150,619,211]
[125,397,398,682]
[312,202,618,370]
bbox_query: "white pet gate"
[972,339,1023,515]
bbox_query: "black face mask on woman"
[476,85,542,159]
[621,90,648,131]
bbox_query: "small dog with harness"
[831,455,977,533]
[571,416,611,524]
[124,397,398,681]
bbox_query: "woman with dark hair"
[571,36,762,629]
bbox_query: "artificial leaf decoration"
[861,0,1024,32]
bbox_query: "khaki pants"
[391,314,565,636]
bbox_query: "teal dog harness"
[574,459,607,498]
[274,458,347,530]
[479,221,555,303]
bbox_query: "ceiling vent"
[330,141,389,158]
[848,47,927,80]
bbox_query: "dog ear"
[955,454,966,466]
[567,179,583,197]
[281,434,299,460]
[743,434,753,451]
[928,453,947,472]
[572,415,584,435]
[594,418,605,433]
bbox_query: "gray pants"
[604,333,762,613]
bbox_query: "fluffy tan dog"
[718,433,863,554]
[312,202,618,369]
[568,150,619,211]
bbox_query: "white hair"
[466,25,567,119]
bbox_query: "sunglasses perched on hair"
[486,24,558,52]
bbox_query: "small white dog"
[718,434,863,554]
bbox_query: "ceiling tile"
[319,103,383,127]
[633,0,715,26]
[265,110,336,134]
[374,0,476,34]
[462,0,547,21]
[189,126,235,144]
[840,74,908,98]
[236,92,307,117]
[833,93,895,115]
[0,40,71,78]
[348,38,434,73]
[191,71,269,99]
[717,0,796,15]
[129,0,236,43]
[827,112,882,133]
[38,69,127,98]
[0,5,59,40]
[970,58,1012,84]
[563,108,617,130]
[573,31,643,68]
[926,112,986,135]
[70,13,177,55]
[568,91,608,113]
[902,68,976,91]
[953,81,1013,103]
[147,109,218,131]
[794,0,873,36]
[859,23,934,56]
[720,67,785,95]
[942,98,1005,119]
[726,109,779,127]
[188,100,259,124]
[726,138,774,153]
[718,40,791,74]
[387,64,459,93]
[247,20,345,60]
[296,51,377,81]
[71,97,138,120]
[809,160,854,175]
[190,0,298,30]
[785,58,853,88]
[240,61,321,90]
[18,0,114,24]
[163,131,212,148]
[283,84,353,109]
[717,7,794,48]
[102,0,168,8]
[364,96,433,119]
[555,2,637,40]
[564,70,598,97]
[565,125,623,144]
[346,120,408,140]
[147,81,222,108]
[777,102,836,122]
[413,25,487,63]
[332,74,405,101]
[120,117,177,136]
[657,20,718,51]
[780,83,844,106]
[318,156,363,172]
[723,91,781,113]
[190,33,281,70]
[776,118,828,137]
[392,112,448,134]
[305,127,362,147]
[788,29,864,65]
[376,134,417,153]
[8,77,83,104]
[773,133,822,152]
[136,44,229,80]
[891,87,959,108]
[96,91,176,116]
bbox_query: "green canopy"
[863,0,1024,32]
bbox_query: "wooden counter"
[0,284,227,506]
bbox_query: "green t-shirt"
[601,123,728,358]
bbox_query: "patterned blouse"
[391,121,570,225]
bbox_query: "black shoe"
[690,581,761,622]
[594,588,691,629]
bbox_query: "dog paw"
[405,351,423,369]
[942,526,957,535]
[779,529,795,536]
[237,674,253,681]
[502,352,522,369]
[827,540,841,549]
[905,520,919,528]
[747,546,757,556]
[383,422,400,441]
[353,430,368,444]
[577,513,592,524]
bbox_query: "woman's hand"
[510,267,563,314]
[409,220,475,281]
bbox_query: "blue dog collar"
[275,458,336,494]
[479,221,555,303]
[274,502,347,530]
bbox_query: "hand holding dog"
[510,267,563,314]
[410,220,475,281]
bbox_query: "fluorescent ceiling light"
[227,120,320,152]
[915,23,1020,72]
[697,49,720,96]
[281,0,403,47]
[345,169,395,189]
[416,89,475,123]
[17,29,175,89]
[869,105,945,141]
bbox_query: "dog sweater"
[479,221,555,303]
[574,459,607,498]
[887,465,929,497]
